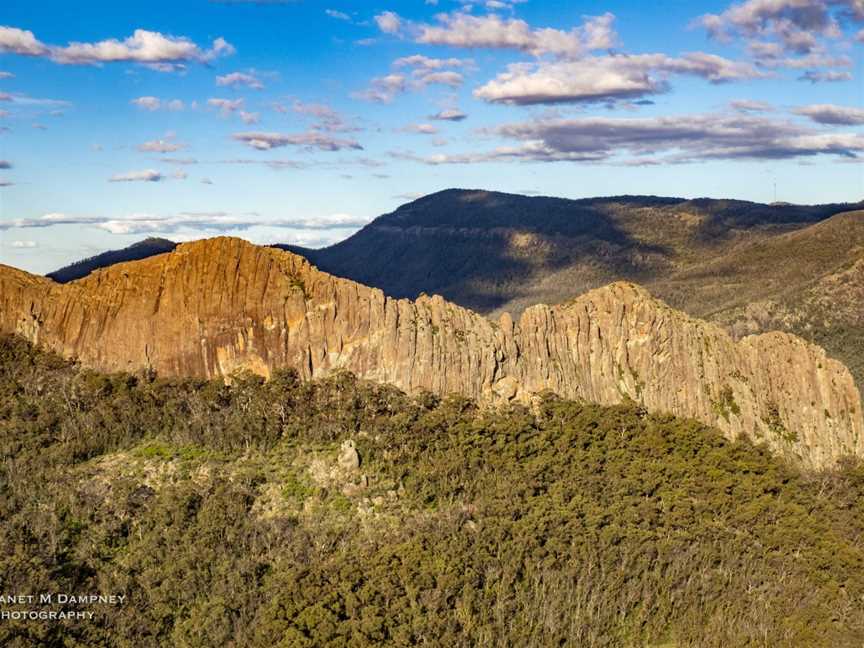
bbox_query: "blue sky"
[1,0,863,273]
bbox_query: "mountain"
[3,236,862,468]
[46,236,176,283]
[283,189,860,315]
[277,189,864,392]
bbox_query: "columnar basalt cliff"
[2,237,861,468]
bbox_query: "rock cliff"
[2,237,861,468]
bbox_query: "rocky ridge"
[2,237,861,468]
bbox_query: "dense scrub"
[0,334,863,647]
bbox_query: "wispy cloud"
[1,211,371,235]
[216,71,264,89]
[429,108,467,121]
[159,157,198,165]
[289,100,360,133]
[208,97,245,115]
[108,169,164,182]
[729,99,774,113]
[400,123,438,135]
[394,112,864,165]
[798,69,851,83]
[325,9,351,21]
[354,54,473,103]
[794,103,864,125]
[138,137,186,153]
[130,96,184,111]
[232,130,363,151]
[239,110,260,124]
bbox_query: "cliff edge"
[1,237,861,468]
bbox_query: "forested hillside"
[2,335,863,647]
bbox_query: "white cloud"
[355,54,473,103]
[208,97,245,115]
[794,103,864,125]
[138,138,185,153]
[392,192,425,201]
[375,11,402,35]
[581,12,618,50]
[0,211,372,235]
[430,108,467,121]
[239,110,260,124]
[160,157,198,165]
[492,113,864,163]
[474,53,767,105]
[401,123,439,134]
[392,54,471,70]
[0,27,49,56]
[290,100,358,133]
[698,0,864,54]
[232,130,363,151]
[130,96,184,111]
[10,240,37,248]
[393,111,864,165]
[108,169,164,182]
[0,71,13,79]
[352,74,406,103]
[416,11,619,59]
[798,69,851,82]
[418,70,464,87]
[216,71,264,89]
[0,26,234,70]
[729,99,774,112]
[325,9,351,21]
[756,51,852,69]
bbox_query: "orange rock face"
[1,236,861,468]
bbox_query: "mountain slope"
[46,237,176,283]
[285,189,860,314]
[4,336,864,646]
[2,236,862,468]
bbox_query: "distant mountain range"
[44,189,864,392]
[47,237,177,283]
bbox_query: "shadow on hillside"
[283,191,681,313]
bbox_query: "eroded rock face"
[1,237,861,469]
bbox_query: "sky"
[1,0,863,274]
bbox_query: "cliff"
[2,237,861,468]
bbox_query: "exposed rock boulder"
[338,440,360,471]
[1,236,861,469]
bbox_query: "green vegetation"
[287,275,307,299]
[1,334,863,647]
[711,385,741,422]
[763,401,797,443]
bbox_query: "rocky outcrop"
[2,237,861,468]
